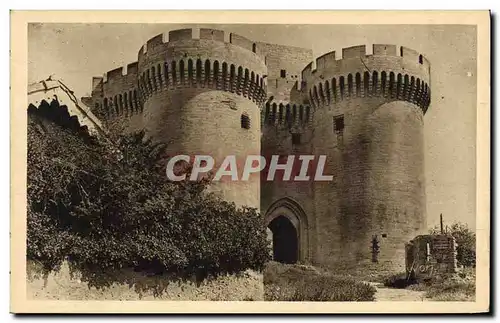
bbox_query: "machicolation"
[301,44,431,113]
[137,28,268,106]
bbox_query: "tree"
[27,111,270,287]
[430,222,476,267]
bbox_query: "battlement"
[107,66,124,80]
[200,28,225,42]
[146,33,165,49]
[91,61,142,120]
[104,61,139,84]
[302,44,430,82]
[301,44,431,113]
[372,44,396,56]
[169,28,194,42]
[139,28,264,58]
[91,77,103,94]
[229,33,259,55]
[127,62,139,74]
[137,28,268,106]
[262,101,312,128]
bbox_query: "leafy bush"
[27,113,270,287]
[430,222,476,267]
[264,262,376,301]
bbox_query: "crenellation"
[127,62,139,74]
[315,51,336,71]
[107,66,124,80]
[301,62,314,82]
[372,44,397,56]
[301,46,431,113]
[168,28,193,42]
[400,46,430,68]
[230,33,255,53]
[200,28,225,42]
[91,77,103,95]
[342,45,367,59]
[147,34,165,51]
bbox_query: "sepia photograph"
[10,10,490,314]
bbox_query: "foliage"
[264,262,376,301]
[423,279,475,301]
[27,114,270,287]
[430,222,476,267]
[383,267,475,301]
[407,268,476,301]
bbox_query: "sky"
[28,23,478,230]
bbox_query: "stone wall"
[256,42,313,103]
[405,234,458,279]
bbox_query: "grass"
[264,262,376,301]
[420,280,475,301]
[384,267,476,301]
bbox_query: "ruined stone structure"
[83,28,432,271]
[405,234,458,279]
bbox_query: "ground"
[367,282,427,301]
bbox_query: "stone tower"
[136,28,267,209]
[92,28,268,209]
[299,44,431,270]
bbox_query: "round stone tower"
[137,28,267,209]
[301,44,431,270]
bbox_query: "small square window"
[241,113,251,129]
[292,133,301,145]
[334,115,344,134]
[280,69,286,78]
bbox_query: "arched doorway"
[264,197,309,264]
[268,215,298,264]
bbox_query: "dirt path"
[367,282,428,301]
